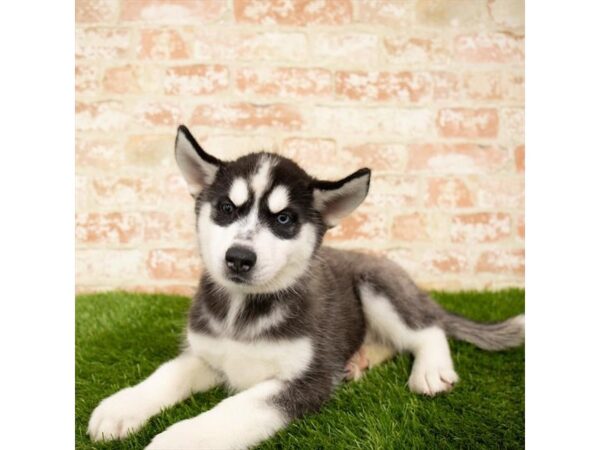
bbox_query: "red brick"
[75,27,131,60]
[75,100,129,131]
[191,103,303,131]
[500,108,525,145]
[386,247,423,278]
[407,143,508,174]
[503,71,525,102]
[75,64,100,95]
[422,249,469,274]
[455,32,524,64]
[431,71,461,101]
[142,212,196,243]
[76,138,124,170]
[280,138,338,169]
[357,0,414,27]
[325,210,388,242]
[463,71,503,100]
[383,35,451,65]
[194,30,308,62]
[134,101,184,127]
[76,0,119,23]
[463,71,524,101]
[335,71,431,103]
[311,32,379,65]
[137,29,190,60]
[451,213,511,243]
[516,214,525,241]
[103,64,163,94]
[476,176,524,209]
[391,213,429,241]
[365,175,420,210]
[476,249,524,275]
[515,145,525,172]
[76,175,92,210]
[146,249,201,280]
[76,249,144,283]
[234,0,352,25]
[202,134,279,161]
[164,172,193,201]
[76,212,142,245]
[313,106,432,136]
[341,143,406,171]
[426,177,474,208]
[121,0,227,23]
[91,176,164,207]
[102,65,142,94]
[236,67,331,99]
[165,64,229,95]
[488,0,525,29]
[416,0,485,27]
[124,135,173,167]
[437,108,499,138]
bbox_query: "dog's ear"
[174,125,223,196]
[313,168,371,227]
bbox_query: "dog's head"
[175,125,370,294]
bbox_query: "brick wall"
[75,0,525,294]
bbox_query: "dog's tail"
[441,312,525,351]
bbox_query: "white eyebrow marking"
[251,157,273,200]
[229,178,249,206]
[268,185,289,213]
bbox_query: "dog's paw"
[88,387,153,441]
[146,419,203,450]
[408,366,459,396]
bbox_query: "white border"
[0,2,74,449]
[527,2,600,447]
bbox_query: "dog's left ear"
[174,125,223,196]
[313,168,371,227]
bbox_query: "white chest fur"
[187,329,313,391]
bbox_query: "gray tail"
[442,313,525,351]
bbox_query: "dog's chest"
[187,330,313,391]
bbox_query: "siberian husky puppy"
[88,125,525,449]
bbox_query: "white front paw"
[146,419,202,450]
[408,366,459,396]
[88,387,154,441]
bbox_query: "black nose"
[225,246,257,274]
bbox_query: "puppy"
[88,125,525,449]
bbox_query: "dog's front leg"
[88,352,221,441]
[147,369,337,450]
[146,379,286,450]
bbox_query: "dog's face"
[175,126,371,294]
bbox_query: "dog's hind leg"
[344,333,396,381]
[359,283,458,395]
[88,352,222,441]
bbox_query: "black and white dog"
[88,125,525,449]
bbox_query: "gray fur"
[88,127,525,448]
[442,314,525,351]
[175,124,525,421]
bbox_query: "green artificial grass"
[76,289,525,450]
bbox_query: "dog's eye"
[276,212,292,225]
[220,201,235,214]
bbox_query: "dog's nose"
[225,246,257,274]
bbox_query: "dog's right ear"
[174,125,223,196]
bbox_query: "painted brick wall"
[75,0,525,295]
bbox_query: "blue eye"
[277,213,292,225]
[220,201,235,214]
